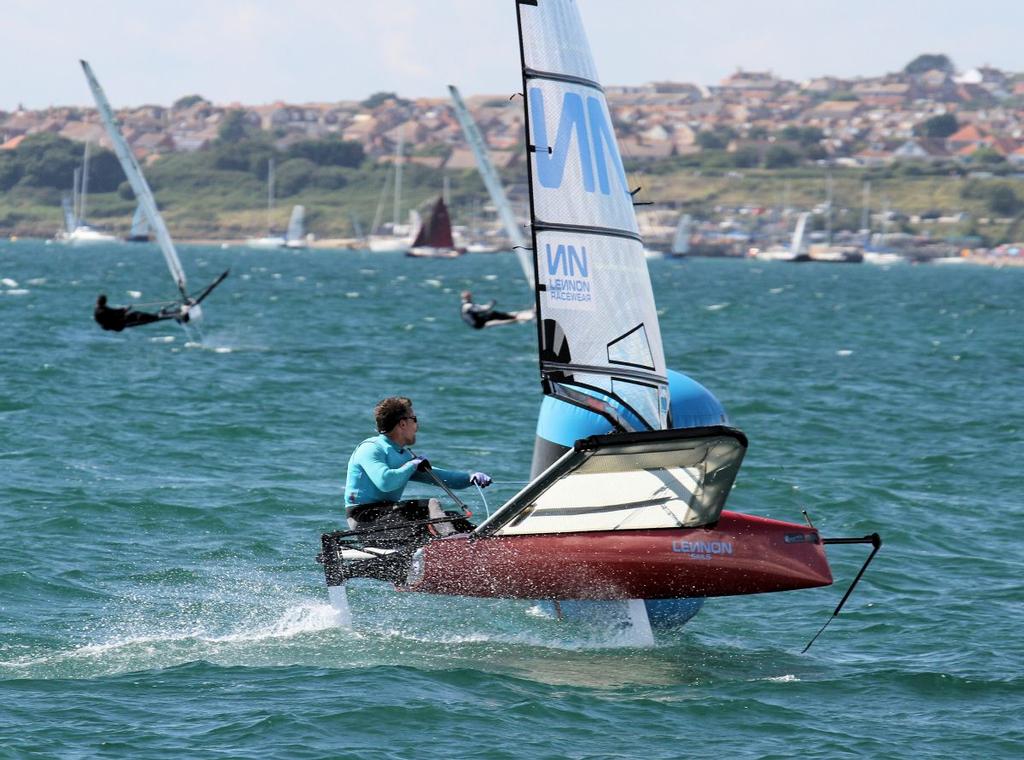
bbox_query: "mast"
[448,84,531,284]
[516,0,544,393]
[825,171,834,246]
[79,142,91,225]
[80,60,188,298]
[266,157,276,234]
[72,166,82,228]
[861,180,871,245]
[393,128,404,229]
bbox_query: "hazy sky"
[3,0,1020,110]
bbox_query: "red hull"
[403,511,832,600]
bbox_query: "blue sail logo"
[530,88,629,196]
[546,243,592,305]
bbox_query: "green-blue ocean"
[1,239,1021,758]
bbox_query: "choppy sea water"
[0,239,1021,758]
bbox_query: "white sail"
[286,205,305,244]
[671,214,691,256]
[61,194,77,234]
[80,60,188,297]
[790,212,808,256]
[518,0,668,431]
[448,84,532,285]
[130,203,150,238]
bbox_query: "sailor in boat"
[459,290,522,330]
[344,396,492,535]
[93,294,185,332]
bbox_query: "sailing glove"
[410,457,431,471]
[470,472,492,488]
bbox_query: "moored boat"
[405,196,462,258]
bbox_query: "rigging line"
[474,483,491,519]
[130,299,181,308]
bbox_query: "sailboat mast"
[80,142,91,224]
[72,166,81,227]
[515,0,545,389]
[267,157,275,233]
[861,180,871,240]
[393,129,404,229]
[826,171,834,245]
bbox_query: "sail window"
[478,427,747,537]
[607,324,655,370]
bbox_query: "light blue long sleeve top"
[343,433,472,511]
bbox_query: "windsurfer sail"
[80,59,228,323]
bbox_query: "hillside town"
[3,57,1024,170]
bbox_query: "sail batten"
[517,0,668,432]
[532,220,643,242]
[524,68,604,91]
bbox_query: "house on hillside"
[947,123,993,153]
[892,138,950,162]
[59,121,107,146]
[131,131,175,159]
[712,70,794,103]
[851,80,910,108]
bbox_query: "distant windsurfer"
[460,290,519,329]
[93,294,185,332]
[344,396,491,531]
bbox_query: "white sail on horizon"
[518,0,668,431]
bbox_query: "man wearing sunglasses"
[343,396,492,531]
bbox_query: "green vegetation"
[961,179,1022,216]
[218,110,258,143]
[904,53,954,75]
[172,94,208,109]
[915,113,959,138]
[360,91,409,109]
[0,133,121,192]
[3,131,1024,244]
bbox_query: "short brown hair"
[374,396,413,433]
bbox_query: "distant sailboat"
[56,141,118,245]
[406,196,462,258]
[671,214,691,257]
[81,59,228,323]
[124,203,151,242]
[246,158,288,248]
[367,130,418,252]
[283,204,308,249]
[752,212,808,261]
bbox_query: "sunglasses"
[403,416,418,424]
